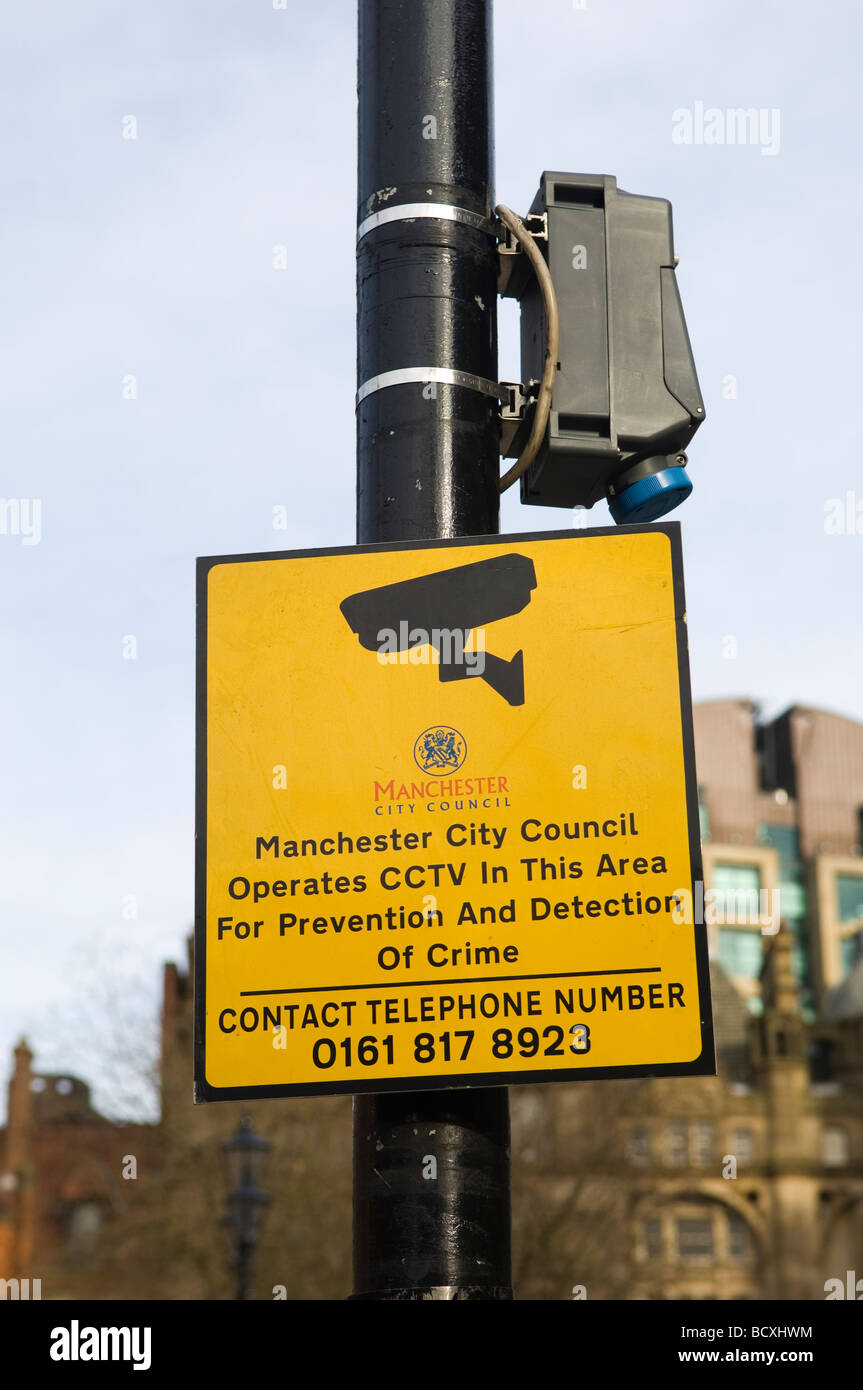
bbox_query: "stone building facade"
[513,700,863,1300]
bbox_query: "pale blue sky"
[1,0,860,1116]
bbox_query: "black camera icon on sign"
[340,553,537,707]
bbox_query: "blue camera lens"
[608,465,693,525]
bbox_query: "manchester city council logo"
[413,726,467,775]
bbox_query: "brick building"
[0,1039,153,1298]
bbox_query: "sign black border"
[194,522,714,1102]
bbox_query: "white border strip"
[356,366,502,407]
[357,202,497,243]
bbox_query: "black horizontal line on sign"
[239,967,662,997]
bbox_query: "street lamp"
[221,1116,271,1300]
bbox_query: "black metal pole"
[353,0,512,1300]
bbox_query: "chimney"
[5,1038,36,1273]
[6,1038,34,1175]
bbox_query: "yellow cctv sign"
[194,524,714,1101]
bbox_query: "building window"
[780,881,807,919]
[732,1127,755,1164]
[666,1122,688,1166]
[627,1125,650,1165]
[837,874,863,925]
[711,862,762,926]
[822,1127,850,1166]
[642,1219,663,1260]
[63,1199,105,1247]
[717,927,763,980]
[726,1213,751,1260]
[840,931,862,977]
[691,1122,715,1165]
[758,824,799,862]
[677,1219,714,1261]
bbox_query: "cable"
[495,203,560,494]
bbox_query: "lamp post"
[221,1116,271,1301]
[353,0,513,1299]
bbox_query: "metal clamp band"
[356,366,503,408]
[357,202,498,243]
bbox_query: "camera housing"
[499,172,705,521]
